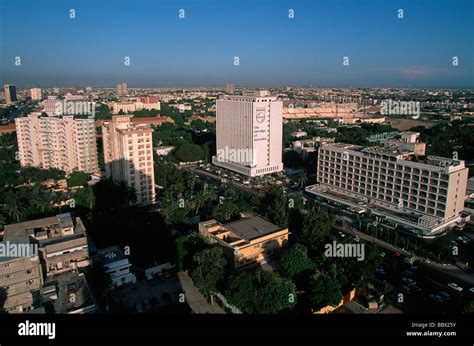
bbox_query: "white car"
[354,237,360,242]
[447,282,463,292]
[380,252,386,258]
[469,287,474,293]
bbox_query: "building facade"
[306,132,468,236]
[30,87,43,101]
[3,84,17,104]
[212,90,283,177]
[15,113,99,173]
[199,211,289,269]
[102,116,155,205]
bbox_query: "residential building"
[0,254,43,313]
[306,132,469,236]
[15,113,99,173]
[30,87,43,101]
[112,100,161,114]
[212,90,283,177]
[2,213,91,277]
[102,115,155,205]
[225,83,235,94]
[116,83,128,96]
[98,246,136,288]
[3,84,17,104]
[198,211,289,269]
[0,213,93,313]
[42,270,97,314]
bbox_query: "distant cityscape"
[1,6,474,346]
[0,83,473,318]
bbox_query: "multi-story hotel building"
[212,90,283,177]
[3,84,17,104]
[15,113,99,173]
[102,116,155,205]
[306,132,468,236]
[30,87,43,101]
[199,211,289,269]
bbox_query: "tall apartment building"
[102,116,155,205]
[225,83,235,94]
[30,87,43,101]
[116,83,128,96]
[15,113,99,173]
[306,132,468,236]
[3,84,17,104]
[212,90,283,177]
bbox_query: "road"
[334,224,474,286]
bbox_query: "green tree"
[174,143,204,162]
[190,247,227,297]
[308,275,343,311]
[68,171,89,187]
[297,171,308,189]
[254,270,297,313]
[225,271,256,313]
[261,186,288,228]
[300,207,332,252]
[281,244,315,278]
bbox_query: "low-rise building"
[198,211,289,269]
[3,213,91,277]
[98,246,136,288]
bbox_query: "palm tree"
[193,190,207,215]
[0,214,6,231]
[297,172,308,189]
[5,199,26,223]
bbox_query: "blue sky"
[0,0,473,87]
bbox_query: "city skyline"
[1,0,473,88]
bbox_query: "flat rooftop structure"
[3,213,75,242]
[224,212,282,241]
[44,271,96,314]
[98,246,127,266]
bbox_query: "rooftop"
[223,211,283,241]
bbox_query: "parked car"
[354,236,360,243]
[402,277,416,286]
[469,287,474,293]
[447,282,463,292]
[438,291,450,300]
[430,294,444,303]
[375,267,385,275]
[380,252,386,258]
[401,285,411,293]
